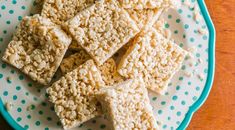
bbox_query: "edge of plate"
[0,98,24,130]
[0,0,216,130]
[177,0,216,130]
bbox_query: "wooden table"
[187,0,235,129]
[1,0,235,129]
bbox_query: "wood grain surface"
[1,0,235,130]
[187,0,235,129]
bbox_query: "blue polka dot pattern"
[0,0,210,130]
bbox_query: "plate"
[0,0,215,130]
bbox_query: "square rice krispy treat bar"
[119,0,177,9]
[2,14,72,85]
[60,49,91,74]
[69,4,163,50]
[47,60,105,129]
[117,29,187,94]
[64,0,140,65]
[96,79,159,130]
[41,0,96,25]
[60,52,123,85]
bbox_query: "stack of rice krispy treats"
[2,0,187,129]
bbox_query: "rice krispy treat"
[119,0,177,9]
[2,15,72,85]
[47,60,105,129]
[96,79,159,130]
[60,49,90,74]
[126,8,163,30]
[41,0,96,25]
[64,0,140,65]
[117,29,187,94]
[60,52,123,85]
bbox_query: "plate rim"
[177,0,216,129]
[0,0,216,130]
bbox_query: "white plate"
[0,0,215,130]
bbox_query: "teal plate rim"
[0,0,216,130]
